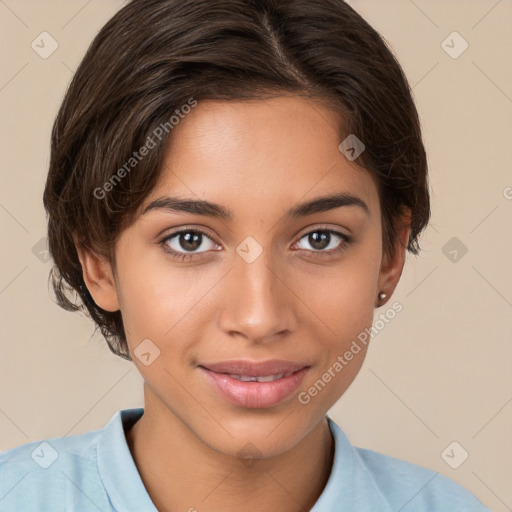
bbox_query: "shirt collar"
[97,408,158,511]
[97,409,391,511]
[311,416,393,511]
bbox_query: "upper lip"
[199,359,309,377]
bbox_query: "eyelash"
[158,227,353,262]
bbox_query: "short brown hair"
[43,0,430,360]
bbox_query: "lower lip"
[200,367,309,408]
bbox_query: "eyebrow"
[142,192,370,220]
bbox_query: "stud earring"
[378,292,387,301]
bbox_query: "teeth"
[229,373,288,382]
[256,373,284,382]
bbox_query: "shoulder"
[324,418,490,512]
[0,409,132,512]
[1,423,100,467]
[355,445,488,510]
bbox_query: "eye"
[159,228,219,261]
[159,226,353,262]
[293,228,352,255]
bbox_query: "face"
[82,95,406,459]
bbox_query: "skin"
[76,95,410,512]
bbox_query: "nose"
[217,246,298,344]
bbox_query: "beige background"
[0,1,511,510]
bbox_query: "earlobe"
[74,237,120,312]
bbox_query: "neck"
[126,388,334,512]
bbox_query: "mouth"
[199,359,308,377]
[199,359,310,408]
[226,372,294,383]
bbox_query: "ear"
[74,237,120,312]
[376,209,411,307]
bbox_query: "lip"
[199,359,310,408]
[200,359,308,377]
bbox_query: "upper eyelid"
[161,226,219,245]
[295,225,349,239]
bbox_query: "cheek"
[116,252,217,357]
[309,243,381,340]
[299,232,381,403]
[297,262,377,412]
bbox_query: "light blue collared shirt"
[0,408,490,511]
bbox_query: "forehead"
[146,96,379,217]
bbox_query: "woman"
[0,0,490,510]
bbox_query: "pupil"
[309,231,329,250]
[180,232,201,251]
